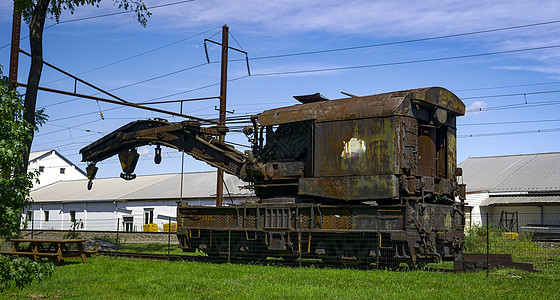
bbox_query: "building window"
[39,166,45,172]
[70,210,76,222]
[144,209,154,224]
[123,217,134,232]
[44,211,49,222]
[26,210,32,221]
[60,168,65,174]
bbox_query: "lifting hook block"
[155,144,162,164]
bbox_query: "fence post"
[298,211,302,268]
[168,216,171,260]
[228,218,231,264]
[377,209,380,269]
[116,218,119,260]
[486,213,489,277]
[31,214,34,239]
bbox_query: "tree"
[13,0,151,172]
[0,66,46,238]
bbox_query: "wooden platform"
[454,253,534,272]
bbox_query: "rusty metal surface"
[9,6,21,88]
[298,175,399,200]
[177,202,463,263]
[258,87,464,126]
[314,118,396,177]
[80,85,467,265]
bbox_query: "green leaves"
[0,256,54,291]
[0,66,45,238]
[18,1,151,27]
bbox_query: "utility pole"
[216,25,229,207]
[9,1,21,89]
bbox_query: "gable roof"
[459,152,560,193]
[29,150,87,177]
[29,150,51,162]
[30,171,255,203]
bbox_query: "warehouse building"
[459,152,560,234]
[26,171,256,232]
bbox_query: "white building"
[28,150,87,190]
[459,152,560,233]
[26,171,257,232]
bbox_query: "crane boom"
[80,119,255,189]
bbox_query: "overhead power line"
[250,44,560,77]
[460,118,560,126]
[245,19,560,61]
[466,100,560,112]
[39,62,209,109]
[454,80,560,92]
[0,0,197,50]
[43,26,221,85]
[44,41,560,110]
[36,119,104,137]
[458,127,560,138]
[47,0,196,26]
[462,89,560,100]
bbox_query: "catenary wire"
[459,119,560,126]
[250,44,560,76]
[0,0,197,50]
[458,127,560,138]
[462,89,560,100]
[239,19,560,61]
[42,26,221,85]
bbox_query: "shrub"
[0,256,54,291]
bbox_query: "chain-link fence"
[13,212,560,276]
[460,213,560,277]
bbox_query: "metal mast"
[216,25,229,206]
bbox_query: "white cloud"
[151,0,560,37]
[138,146,151,156]
[466,100,487,115]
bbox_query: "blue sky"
[1,0,559,179]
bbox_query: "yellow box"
[502,232,519,239]
[143,223,158,232]
[164,223,177,232]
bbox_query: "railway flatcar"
[80,86,466,266]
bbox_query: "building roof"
[459,152,560,193]
[29,150,51,162]
[29,149,87,177]
[480,195,560,206]
[30,171,255,203]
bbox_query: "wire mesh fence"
[13,212,560,276]
[461,213,560,278]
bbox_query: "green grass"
[119,243,185,255]
[1,256,558,299]
[464,226,560,275]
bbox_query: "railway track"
[96,250,328,267]
[94,250,453,271]
[96,250,211,262]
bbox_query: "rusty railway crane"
[80,87,466,266]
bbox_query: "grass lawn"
[119,243,186,255]
[1,256,558,299]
